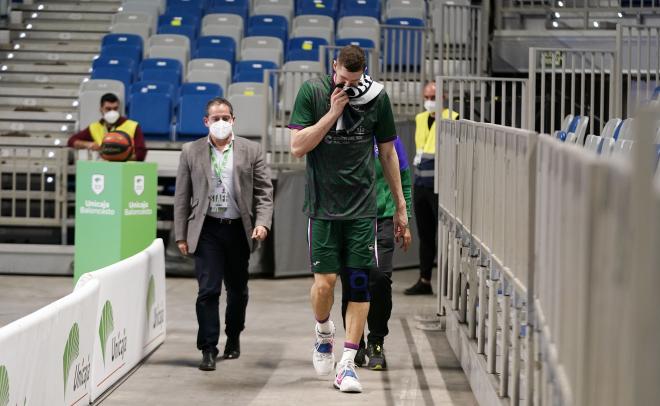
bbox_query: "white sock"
[316,320,332,334]
[341,348,357,364]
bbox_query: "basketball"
[100,131,133,162]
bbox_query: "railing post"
[528,48,537,132]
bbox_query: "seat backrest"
[339,0,381,19]
[121,0,164,17]
[201,14,244,46]
[601,117,622,138]
[286,37,328,62]
[337,16,380,46]
[293,14,334,31]
[112,11,154,33]
[584,134,602,153]
[102,33,143,53]
[296,0,338,17]
[147,34,190,75]
[188,58,232,74]
[140,58,183,87]
[227,82,268,137]
[386,5,425,20]
[253,0,294,24]
[247,15,288,45]
[78,79,125,129]
[195,35,237,63]
[176,82,223,138]
[187,70,230,95]
[281,61,322,111]
[617,118,635,141]
[241,36,283,66]
[206,0,250,21]
[110,23,151,46]
[129,81,175,138]
[91,56,136,92]
[233,60,278,83]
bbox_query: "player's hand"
[399,225,412,252]
[177,240,189,256]
[252,225,268,241]
[88,142,101,151]
[393,208,408,242]
[329,86,349,118]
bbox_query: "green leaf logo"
[0,365,9,406]
[98,301,114,364]
[146,275,155,324]
[63,323,80,395]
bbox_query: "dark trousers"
[414,184,438,281]
[340,218,394,345]
[194,217,250,354]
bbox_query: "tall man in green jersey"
[288,45,408,393]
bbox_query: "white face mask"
[424,100,436,113]
[210,120,233,141]
[103,110,120,125]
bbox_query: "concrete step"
[9,21,110,33]
[0,110,77,122]
[23,11,114,22]
[0,50,96,63]
[0,120,75,134]
[13,2,121,13]
[0,86,79,98]
[10,31,106,42]
[11,41,101,53]
[1,62,91,75]
[0,72,88,86]
[0,96,78,111]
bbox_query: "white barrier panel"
[0,279,100,406]
[75,241,162,402]
[142,239,167,355]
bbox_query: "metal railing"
[437,119,537,405]
[438,76,529,128]
[617,24,660,117]
[436,3,485,76]
[527,47,618,136]
[0,137,69,243]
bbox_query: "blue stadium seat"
[335,37,375,49]
[157,13,200,45]
[382,18,425,71]
[207,0,249,27]
[166,0,205,18]
[91,57,136,95]
[233,60,277,83]
[286,37,328,62]
[101,34,143,67]
[129,81,176,139]
[194,35,236,65]
[139,58,183,96]
[339,0,380,19]
[247,15,288,46]
[176,82,223,139]
[296,0,337,18]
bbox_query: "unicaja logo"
[63,323,80,396]
[146,275,164,329]
[98,301,114,365]
[0,365,8,406]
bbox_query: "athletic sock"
[341,342,359,363]
[316,315,332,334]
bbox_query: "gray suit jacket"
[174,136,274,254]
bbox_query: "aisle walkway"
[0,270,476,405]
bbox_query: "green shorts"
[307,217,377,274]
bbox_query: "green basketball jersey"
[289,75,397,219]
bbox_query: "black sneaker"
[223,336,240,360]
[354,344,367,367]
[367,341,387,370]
[404,280,433,295]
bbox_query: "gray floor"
[0,270,476,406]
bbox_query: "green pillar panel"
[74,161,157,283]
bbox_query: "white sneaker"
[313,321,335,376]
[334,359,362,393]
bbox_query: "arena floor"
[0,269,476,405]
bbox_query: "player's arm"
[290,87,348,158]
[378,141,407,235]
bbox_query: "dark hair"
[337,45,366,73]
[205,97,234,117]
[100,93,119,106]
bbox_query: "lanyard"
[210,142,232,179]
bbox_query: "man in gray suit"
[174,97,273,371]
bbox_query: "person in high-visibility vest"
[67,93,147,161]
[405,81,458,295]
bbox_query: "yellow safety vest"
[89,119,138,145]
[414,109,459,155]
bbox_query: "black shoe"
[367,341,387,370]
[199,351,216,371]
[354,344,367,367]
[404,280,433,295]
[223,336,240,360]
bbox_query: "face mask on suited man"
[210,120,233,141]
[103,110,120,124]
[424,100,436,113]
